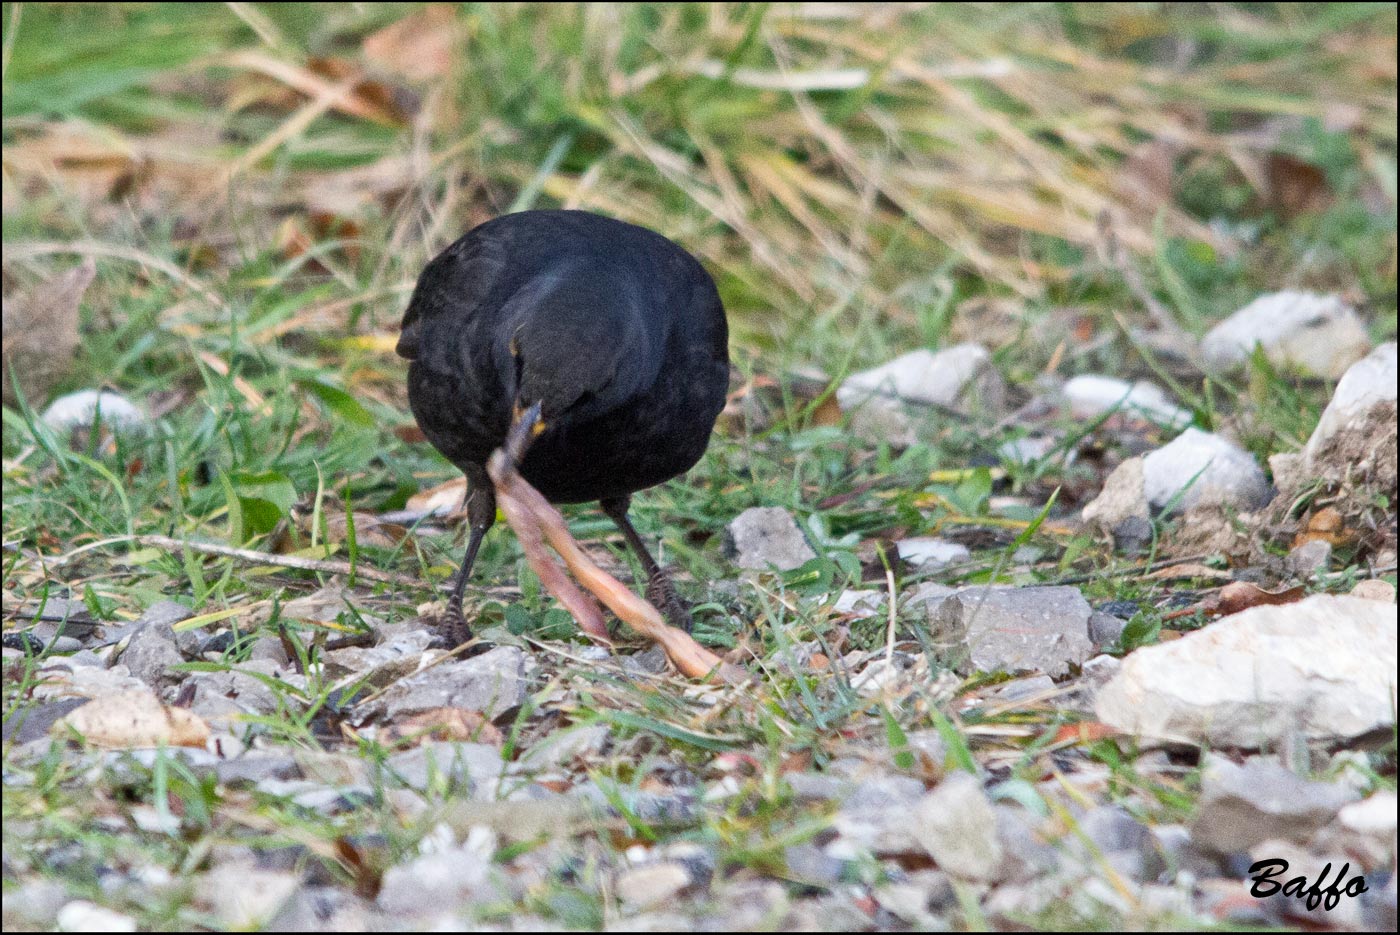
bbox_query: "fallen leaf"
[362,4,458,83]
[380,708,502,748]
[1050,721,1117,745]
[1209,581,1308,617]
[1267,152,1332,216]
[1,259,95,407]
[1292,505,1356,548]
[406,476,469,517]
[54,690,210,748]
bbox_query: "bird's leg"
[442,462,495,650]
[600,496,694,634]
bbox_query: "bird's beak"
[506,401,545,465]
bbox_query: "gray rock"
[1311,791,1398,871]
[1111,515,1154,554]
[384,741,503,797]
[783,843,847,884]
[723,507,816,571]
[2,879,68,929]
[993,674,1056,703]
[212,752,300,786]
[1,699,89,744]
[827,773,929,857]
[993,806,1058,883]
[1192,757,1359,854]
[831,589,884,618]
[367,646,528,723]
[517,723,610,773]
[267,886,369,932]
[1075,806,1166,882]
[255,779,370,811]
[895,537,971,569]
[1088,611,1127,647]
[1202,291,1370,379]
[927,585,1094,678]
[1081,457,1150,534]
[194,862,300,930]
[903,582,958,615]
[1141,428,1271,514]
[912,772,1002,881]
[119,622,184,689]
[188,660,290,727]
[132,601,198,655]
[616,863,693,911]
[323,629,435,689]
[1095,594,1398,747]
[376,843,494,918]
[1063,374,1191,428]
[1285,539,1332,577]
[246,636,289,666]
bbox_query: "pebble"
[895,537,971,569]
[723,506,816,571]
[912,772,1003,881]
[1192,756,1359,854]
[364,645,528,723]
[1063,374,1191,427]
[42,390,148,435]
[837,343,1003,413]
[384,741,504,797]
[1087,611,1127,647]
[1285,539,1332,577]
[376,843,494,919]
[1201,291,1370,379]
[1095,594,1398,747]
[194,862,300,929]
[55,900,137,933]
[1141,428,1271,514]
[927,585,1093,678]
[616,863,693,911]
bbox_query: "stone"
[119,621,184,690]
[517,723,610,772]
[1351,579,1396,603]
[1087,611,1127,647]
[1062,374,1191,428]
[783,843,847,885]
[212,752,300,786]
[912,772,1003,881]
[1201,291,1370,379]
[927,585,1093,678]
[1081,457,1150,533]
[904,581,958,614]
[1285,539,1332,577]
[55,900,137,932]
[1095,594,1398,747]
[723,507,816,571]
[993,806,1058,883]
[895,537,971,569]
[1074,806,1166,882]
[1301,341,1397,488]
[616,863,692,911]
[384,741,503,797]
[366,646,528,724]
[827,773,929,857]
[42,389,148,436]
[194,862,300,930]
[1141,428,1271,514]
[1192,757,1358,854]
[837,343,1004,415]
[1311,791,1398,871]
[376,842,494,918]
[187,659,290,728]
[831,589,884,618]
[993,674,1056,703]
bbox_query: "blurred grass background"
[4,1,1395,371]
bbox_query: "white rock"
[56,901,137,933]
[42,389,148,434]
[912,772,1003,881]
[1201,291,1371,379]
[832,589,884,618]
[838,343,1003,414]
[895,537,971,569]
[1141,428,1270,513]
[725,507,817,571]
[1063,374,1192,428]
[1081,456,1150,530]
[615,863,692,910]
[1304,341,1397,461]
[1095,594,1398,747]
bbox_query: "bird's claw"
[646,571,694,634]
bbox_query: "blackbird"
[396,209,729,644]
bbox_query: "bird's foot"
[645,570,694,634]
[432,603,494,656]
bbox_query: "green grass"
[3,2,1397,931]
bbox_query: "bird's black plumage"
[397,209,729,639]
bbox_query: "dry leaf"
[54,689,210,748]
[406,476,469,517]
[1293,505,1355,548]
[1209,581,1307,617]
[362,4,457,83]
[380,708,503,748]
[1,259,95,407]
[1267,152,1332,216]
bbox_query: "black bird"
[396,209,729,643]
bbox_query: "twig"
[46,534,423,587]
